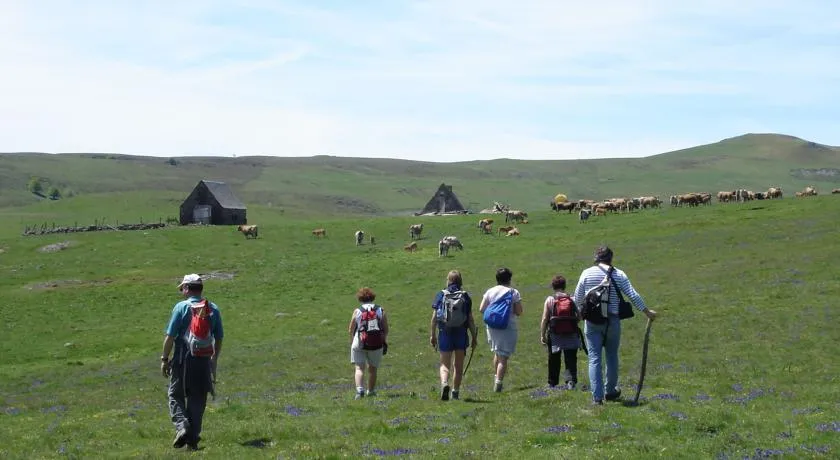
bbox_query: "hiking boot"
[366,389,377,397]
[494,381,503,393]
[451,390,460,400]
[172,428,188,448]
[186,436,201,451]
[566,381,577,391]
[440,385,450,401]
[605,389,622,401]
[592,399,604,406]
[354,392,364,400]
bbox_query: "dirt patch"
[202,271,235,281]
[25,278,114,291]
[38,241,74,253]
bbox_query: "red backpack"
[549,294,578,334]
[185,299,215,357]
[357,305,384,350]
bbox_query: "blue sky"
[1,0,838,161]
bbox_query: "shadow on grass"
[621,399,648,408]
[241,437,273,448]
[462,397,494,404]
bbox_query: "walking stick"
[632,318,653,405]
[462,344,476,378]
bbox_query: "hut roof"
[202,180,246,209]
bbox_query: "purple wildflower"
[438,438,451,444]
[3,407,21,416]
[544,425,572,433]
[792,407,821,415]
[610,422,622,429]
[670,412,688,421]
[284,405,303,416]
[799,445,830,454]
[370,448,419,456]
[41,405,66,414]
[389,417,410,426]
[732,383,744,392]
[815,421,840,432]
[530,389,550,399]
[776,431,792,439]
[652,393,679,401]
[693,393,712,401]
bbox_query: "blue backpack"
[483,289,514,329]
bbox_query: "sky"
[1,0,838,162]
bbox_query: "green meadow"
[1,190,839,459]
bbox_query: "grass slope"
[0,195,838,458]
[2,133,839,214]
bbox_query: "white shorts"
[350,347,383,368]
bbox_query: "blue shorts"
[438,327,468,352]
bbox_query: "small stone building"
[179,180,247,225]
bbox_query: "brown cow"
[404,241,418,252]
[482,223,493,235]
[237,225,258,239]
[312,228,326,237]
[498,225,514,235]
[506,227,520,236]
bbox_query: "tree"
[28,177,43,194]
[48,187,61,200]
[167,158,178,166]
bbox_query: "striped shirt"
[573,263,648,315]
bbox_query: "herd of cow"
[234,185,839,252]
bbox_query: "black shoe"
[592,399,603,406]
[441,385,450,401]
[451,390,459,400]
[186,436,201,450]
[605,389,622,401]
[172,428,188,448]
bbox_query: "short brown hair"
[356,287,376,303]
[447,270,462,286]
[551,275,566,291]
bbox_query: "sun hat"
[177,273,203,289]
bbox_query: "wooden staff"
[632,318,653,405]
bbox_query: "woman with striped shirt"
[573,246,657,405]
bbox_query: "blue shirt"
[432,284,473,327]
[166,296,224,340]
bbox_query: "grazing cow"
[370,236,376,245]
[438,239,450,257]
[795,192,804,198]
[312,228,326,237]
[497,225,514,235]
[404,241,417,252]
[766,187,783,199]
[355,230,364,246]
[803,186,817,196]
[552,202,576,213]
[594,207,607,216]
[579,208,591,223]
[477,218,494,232]
[754,192,766,200]
[481,223,493,235]
[409,223,424,240]
[505,210,528,223]
[832,189,840,194]
[506,227,520,236]
[237,225,258,239]
[442,236,463,250]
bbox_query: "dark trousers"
[168,351,212,443]
[548,348,578,387]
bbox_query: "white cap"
[177,273,203,289]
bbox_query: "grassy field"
[3,133,839,213]
[1,192,839,459]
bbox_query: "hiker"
[540,275,582,389]
[349,287,389,399]
[430,270,479,401]
[479,267,523,392]
[160,274,224,450]
[573,246,657,405]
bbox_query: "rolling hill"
[1,133,838,215]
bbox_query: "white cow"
[579,208,591,223]
[355,230,364,246]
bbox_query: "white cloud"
[0,0,838,161]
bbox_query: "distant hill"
[2,133,839,214]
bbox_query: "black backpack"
[581,267,613,324]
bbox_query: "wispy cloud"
[0,0,838,161]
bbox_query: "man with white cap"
[161,274,224,450]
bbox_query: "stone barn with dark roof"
[417,183,468,215]
[179,180,247,225]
